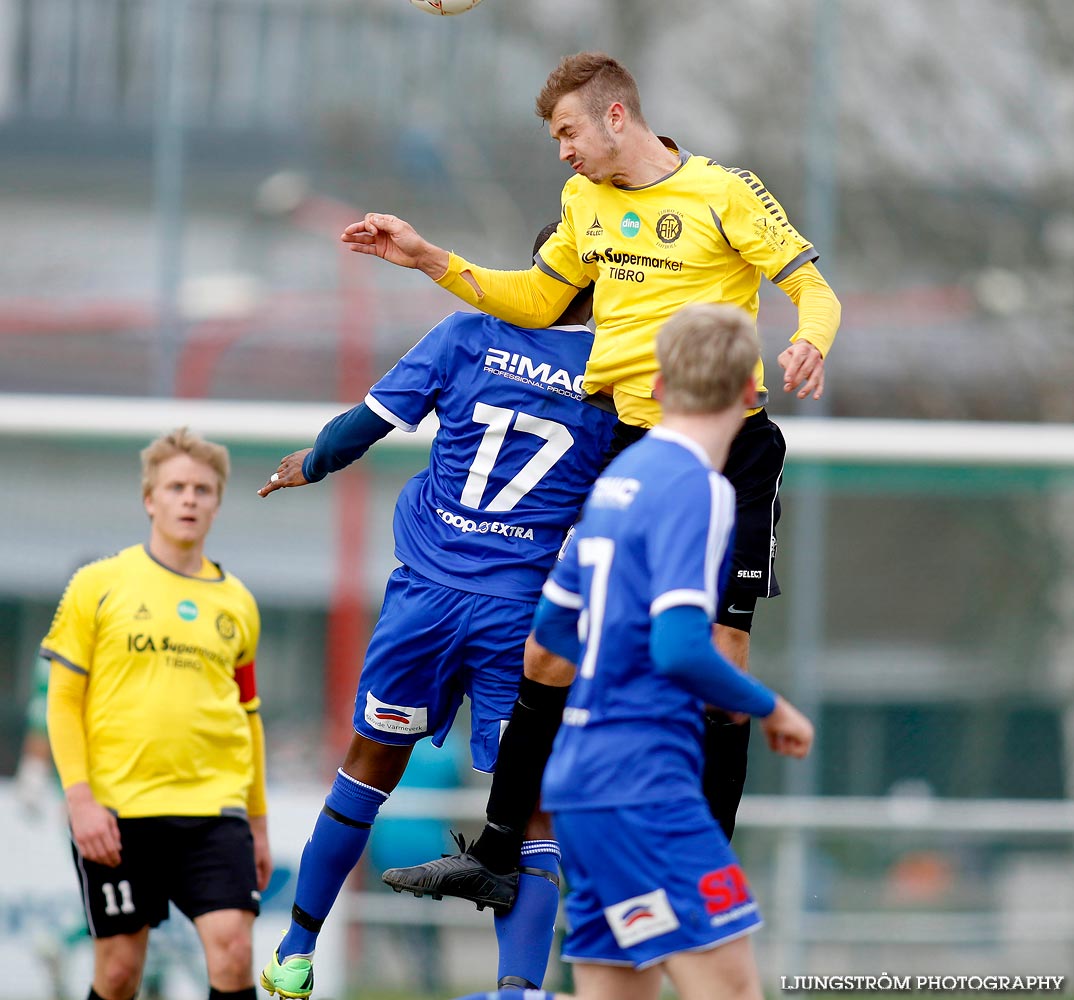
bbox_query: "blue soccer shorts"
[553,797,763,969]
[353,566,534,772]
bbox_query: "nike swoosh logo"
[727,605,752,614]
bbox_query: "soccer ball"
[409,0,483,14]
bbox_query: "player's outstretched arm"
[259,401,396,497]
[258,448,312,497]
[759,696,814,759]
[341,213,450,279]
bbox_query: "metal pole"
[785,0,841,790]
[780,0,841,979]
[152,0,187,397]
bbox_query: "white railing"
[3,393,1074,467]
[347,790,1074,981]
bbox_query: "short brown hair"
[140,427,230,498]
[535,52,645,126]
[656,305,760,415]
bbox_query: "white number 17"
[460,402,574,512]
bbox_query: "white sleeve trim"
[651,589,712,618]
[542,578,584,610]
[365,392,417,433]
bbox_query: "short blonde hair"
[140,427,230,498]
[656,304,760,415]
[535,51,645,127]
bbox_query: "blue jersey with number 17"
[366,311,617,602]
[541,427,737,811]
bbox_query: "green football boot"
[260,949,314,999]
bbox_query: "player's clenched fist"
[760,696,814,758]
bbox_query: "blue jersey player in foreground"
[453,303,814,1000]
[256,226,616,999]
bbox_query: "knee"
[95,953,144,1000]
[204,921,254,988]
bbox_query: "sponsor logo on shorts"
[698,863,758,927]
[604,888,680,948]
[364,692,428,735]
[736,569,763,579]
[709,901,759,927]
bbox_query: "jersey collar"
[617,137,690,192]
[141,544,225,582]
[648,425,714,470]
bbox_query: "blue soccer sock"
[278,769,388,960]
[494,839,562,990]
[452,992,555,1000]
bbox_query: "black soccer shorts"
[72,814,260,939]
[716,409,786,629]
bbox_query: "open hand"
[340,214,448,279]
[778,341,825,400]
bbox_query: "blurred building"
[0,0,1071,416]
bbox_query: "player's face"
[549,92,621,184]
[144,454,222,548]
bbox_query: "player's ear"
[607,101,626,133]
[652,372,665,402]
[143,492,155,521]
[742,376,758,409]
